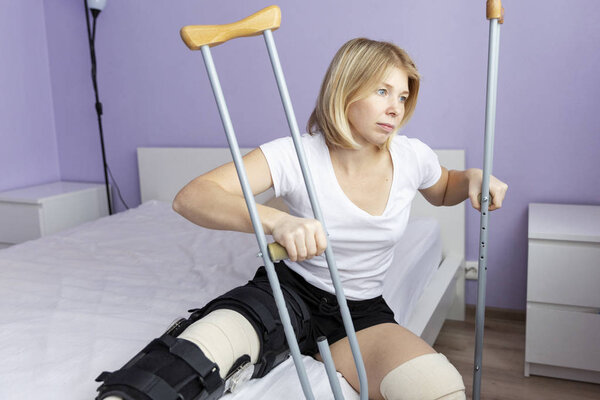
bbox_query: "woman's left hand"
[467,169,508,211]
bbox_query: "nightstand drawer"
[0,202,42,243]
[525,304,600,372]
[527,240,600,307]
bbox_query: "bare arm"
[419,167,508,211]
[172,148,327,261]
[172,148,284,234]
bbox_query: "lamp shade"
[87,0,107,11]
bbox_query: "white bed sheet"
[0,201,440,399]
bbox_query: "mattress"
[384,217,443,326]
[0,200,441,399]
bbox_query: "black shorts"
[250,262,398,356]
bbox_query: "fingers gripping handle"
[181,5,281,49]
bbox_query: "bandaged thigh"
[178,308,261,379]
[379,353,465,400]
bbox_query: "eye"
[399,95,408,103]
[377,88,388,96]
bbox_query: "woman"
[96,38,508,400]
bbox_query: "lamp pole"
[84,0,112,215]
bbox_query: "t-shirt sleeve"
[409,138,442,189]
[259,137,302,198]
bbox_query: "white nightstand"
[0,181,110,249]
[525,203,600,384]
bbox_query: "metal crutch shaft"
[318,337,345,399]
[473,1,503,399]
[262,28,368,400]
[182,6,351,399]
[199,43,316,400]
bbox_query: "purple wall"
[44,0,104,184]
[0,1,60,191]
[8,0,600,310]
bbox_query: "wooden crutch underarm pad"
[180,5,281,50]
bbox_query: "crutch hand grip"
[267,242,288,262]
[181,5,281,50]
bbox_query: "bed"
[0,147,465,399]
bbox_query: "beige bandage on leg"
[177,308,261,379]
[380,353,466,400]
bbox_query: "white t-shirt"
[260,133,441,300]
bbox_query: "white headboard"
[137,147,464,258]
[138,147,258,203]
[410,150,465,260]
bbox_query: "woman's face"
[346,67,409,148]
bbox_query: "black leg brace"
[189,274,311,379]
[95,268,311,400]
[96,328,224,400]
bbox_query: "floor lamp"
[84,0,112,215]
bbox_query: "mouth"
[376,123,395,133]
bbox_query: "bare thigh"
[315,323,436,400]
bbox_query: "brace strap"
[96,334,224,400]
[190,287,278,337]
[154,334,223,393]
[97,367,178,400]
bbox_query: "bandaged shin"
[177,308,261,379]
[379,353,465,400]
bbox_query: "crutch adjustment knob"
[477,193,493,204]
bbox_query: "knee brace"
[379,353,465,400]
[95,310,258,400]
[177,309,260,380]
[192,281,311,379]
[95,327,225,400]
[96,280,310,400]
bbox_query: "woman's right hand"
[270,215,328,262]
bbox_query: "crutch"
[473,1,504,399]
[180,6,367,399]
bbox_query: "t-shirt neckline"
[320,135,397,218]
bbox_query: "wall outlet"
[465,260,479,280]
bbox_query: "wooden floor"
[433,306,600,400]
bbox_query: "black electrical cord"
[84,0,129,213]
[107,163,130,210]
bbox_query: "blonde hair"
[307,38,420,150]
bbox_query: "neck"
[329,143,388,175]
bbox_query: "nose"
[387,99,401,117]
